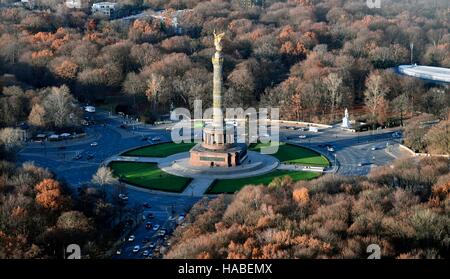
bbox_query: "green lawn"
[108,161,191,193]
[250,142,329,167]
[207,170,320,194]
[122,142,196,158]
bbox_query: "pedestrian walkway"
[277,164,324,173]
[384,144,413,159]
[182,177,215,197]
[105,155,162,165]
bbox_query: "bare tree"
[392,94,411,126]
[364,72,389,125]
[92,166,118,195]
[28,103,46,127]
[43,85,80,128]
[323,72,344,120]
[123,72,146,106]
[0,127,23,150]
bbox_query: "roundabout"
[107,142,330,195]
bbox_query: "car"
[148,242,156,249]
[90,142,98,147]
[178,215,185,222]
[73,154,82,160]
[392,132,401,138]
[143,202,151,208]
[128,235,135,242]
[327,146,335,152]
[152,224,160,231]
[118,194,128,201]
[147,213,154,219]
[116,249,121,255]
[371,146,377,151]
[145,222,153,229]
[86,153,94,160]
[299,135,307,139]
[142,250,149,257]
[165,127,172,131]
[132,245,140,253]
[151,137,161,141]
[85,106,96,113]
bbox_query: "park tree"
[364,71,389,125]
[56,211,92,233]
[35,178,69,211]
[50,58,79,81]
[425,119,450,155]
[43,85,81,128]
[123,72,147,105]
[28,103,46,128]
[130,43,160,68]
[323,72,345,120]
[92,166,118,195]
[392,94,412,126]
[0,128,23,151]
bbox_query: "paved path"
[384,143,413,159]
[106,156,163,164]
[277,163,324,173]
[182,177,215,196]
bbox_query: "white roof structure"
[93,1,116,6]
[398,65,450,83]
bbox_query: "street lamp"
[410,43,414,65]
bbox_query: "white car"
[90,142,98,147]
[85,106,96,113]
[118,194,128,201]
[371,146,377,151]
[132,245,140,253]
[128,235,135,242]
[327,146,335,152]
[299,135,307,139]
[151,137,161,141]
[142,250,149,257]
[152,224,160,231]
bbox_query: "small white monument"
[341,108,351,128]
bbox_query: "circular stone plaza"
[105,33,331,196]
[106,141,329,196]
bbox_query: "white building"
[91,2,117,17]
[66,0,82,9]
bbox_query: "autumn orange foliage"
[34,178,67,210]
